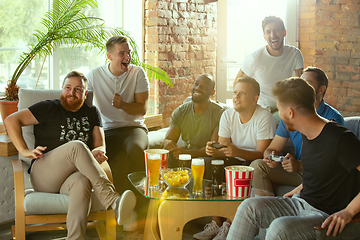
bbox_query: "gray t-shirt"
[170,100,227,149]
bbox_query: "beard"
[60,95,85,112]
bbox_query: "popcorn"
[163,169,190,187]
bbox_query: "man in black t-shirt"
[227,77,360,240]
[5,71,136,240]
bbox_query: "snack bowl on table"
[161,167,192,188]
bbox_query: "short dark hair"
[196,74,215,90]
[272,77,316,115]
[106,36,129,53]
[63,71,88,90]
[304,66,328,96]
[234,77,260,96]
[262,16,285,32]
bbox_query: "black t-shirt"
[300,122,360,215]
[29,99,102,153]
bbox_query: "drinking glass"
[148,153,161,189]
[191,158,205,195]
[211,160,224,196]
[179,154,192,169]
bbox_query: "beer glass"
[191,158,205,195]
[211,160,224,196]
[148,153,161,188]
[179,154,191,169]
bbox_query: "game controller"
[210,142,227,149]
[269,155,285,162]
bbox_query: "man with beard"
[194,77,276,240]
[250,66,345,195]
[235,16,304,121]
[227,77,360,240]
[4,71,136,240]
[162,74,227,167]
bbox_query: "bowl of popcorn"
[161,167,192,188]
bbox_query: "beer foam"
[179,154,191,160]
[148,153,161,160]
[226,166,252,171]
[211,160,224,165]
[191,158,204,165]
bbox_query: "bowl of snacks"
[161,167,192,188]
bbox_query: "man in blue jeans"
[227,77,360,239]
[250,66,344,194]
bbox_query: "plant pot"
[0,100,19,123]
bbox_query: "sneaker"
[213,221,230,240]
[193,220,219,240]
[114,190,136,225]
[123,211,138,231]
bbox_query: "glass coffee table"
[128,172,245,240]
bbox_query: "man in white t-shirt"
[86,36,149,197]
[235,16,304,120]
[194,77,276,240]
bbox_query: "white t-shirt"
[86,63,149,130]
[219,105,277,154]
[242,45,304,108]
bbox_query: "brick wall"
[144,0,217,126]
[299,0,360,117]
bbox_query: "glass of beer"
[148,153,161,189]
[179,154,191,169]
[211,160,224,196]
[191,158,205,195]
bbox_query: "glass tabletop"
[128,171,246,202]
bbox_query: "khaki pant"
[30,140,120,240]
[250,159,302,194]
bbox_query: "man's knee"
[267,217,297,239]
[250,159,270,174]
[65,140,88,152]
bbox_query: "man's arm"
[91,126,108,164]
[321,166,360,237]
[263,135,289,158]
[112,91,149,116]
[294,68,303,77]
[264,135,302,171]
[4,109,45,159]
[235,68,249,81]
[162,127,181,150]
[218,137,271,161]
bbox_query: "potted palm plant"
[1,0,172,121]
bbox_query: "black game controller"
[209,142,227,149]
[269,155,285,162]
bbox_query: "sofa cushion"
[24,189,105,215]
[148,127,168,149]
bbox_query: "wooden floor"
[0,217,210,240]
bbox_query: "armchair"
[11,89,116,240]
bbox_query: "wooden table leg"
[144,199,161,240]
[157,200,242,240]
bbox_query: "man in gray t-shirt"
[162,74,227,166]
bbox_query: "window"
[0,0,143,93]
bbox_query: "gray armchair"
[11,89,116,240]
